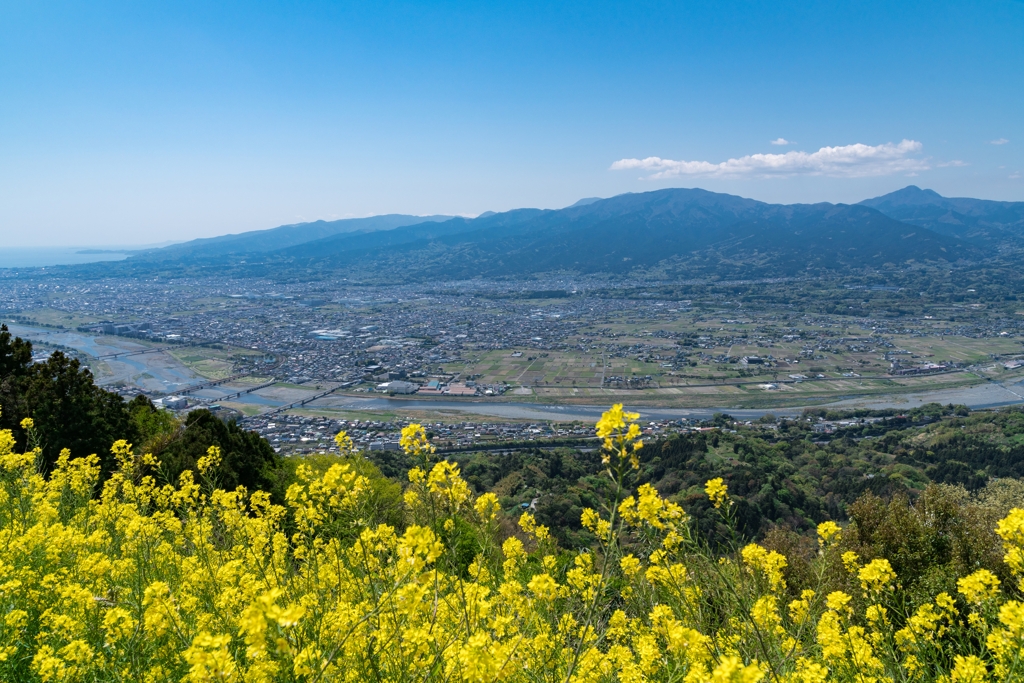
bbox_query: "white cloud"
[770,138,792,146]
[611,140,929,179]
[937,160,968,168]
[1011,172,1022,180]
[991,138,1010,145]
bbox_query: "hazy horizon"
[0,182,1020,251]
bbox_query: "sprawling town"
[3,273,1024,452]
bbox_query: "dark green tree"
[154,409,280,493]
[127,395,181,453]
[0,324,32,377]
[0,325,137,474]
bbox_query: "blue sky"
[1,0,1022,246]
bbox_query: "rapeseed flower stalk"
[596,403,643,472]
[195,444,221,475]
[332,429,355,456]
[400,422,435,465]
[3,402,1024,682]
[706,477,730,509]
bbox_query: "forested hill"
[72,187,992,281]
[364,402,1024,551]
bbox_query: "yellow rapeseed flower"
[596,403,638,438]
[858,558,897,595]
[959,568,1001,605]
[427,460,472,508]
[708,655,764,683]
[1,404,1020,683]
[951,654,989,683]
[816,521,841,545]
[788,590,815,626]
[705,477,729,508]
[842,551,860,573]
[825,591,853,615]
[620,554,641,578]
[196,445,222,475]
[519,512,550,541]
[866,604,890,635]
[473,492,501,521]
[400,423,435,460]
[527,573,559,601]
[741,543,788,592]
[998,600,1024,636]
[596,403,643,469]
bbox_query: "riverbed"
[282,374,1024,421]
[8,324,204,392]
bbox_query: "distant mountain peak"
[567,197,602,208]
[859,186,1024,245]
[894,185,942,197]
[862,186,945,206]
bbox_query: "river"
[8,324,1024,420]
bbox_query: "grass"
[220,401,265,416]
[168,349,239,380]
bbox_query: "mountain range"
[91,187,1024,280]
[136,214,455,259]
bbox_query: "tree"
[128,395,181,453]
[154,409,280,493]
[0,324,31,378]
[0,325,137,474]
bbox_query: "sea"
[0,247,131,269]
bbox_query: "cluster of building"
[809,416,888,434]
[889,361,953,376]
[238,414,582,453]
[1,276,701,390]
[235,412,722,454]
[2,275,1023,411]
[373,379,506,396]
